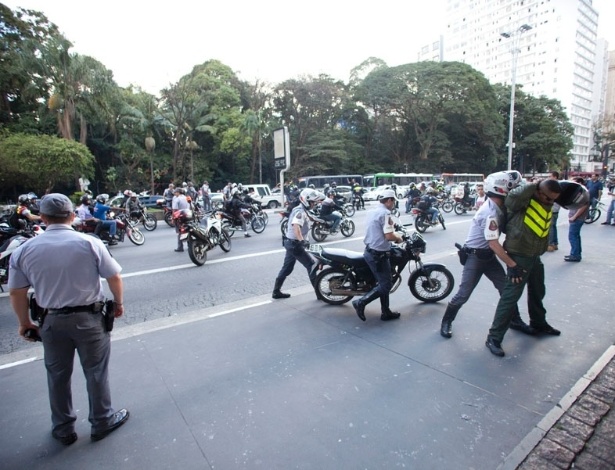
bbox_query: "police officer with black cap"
[9,193,129,445]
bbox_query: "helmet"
[327,189,336,197]
[96,194,109,203]
[237,183,243,191]
[484,170,522,197]
[18,194,30,205]
[556,181,589,209]
[80,194,91,205]
[123,189,131,197]
[130,191,137,198]
[331,181,337,187]
[300,189,325,208]
[426,187,435,195]
[27,192,38,201]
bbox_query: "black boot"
[440,304,460,338]
[379,295,401,321]
[352,287,380,321]
[272,278,290,299]
[509,313,536,335]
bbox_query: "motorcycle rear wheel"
[222,220,235,237]
[280,219,288,236]
[128,228,145,245]
[311,224,328,242]
[164,211,174,227]
[340,219,355,237]
[439,213,446,230]
[251,216,266,233]
[143,214,157,231]
[408,266,454,302]
[219,229,232,252]
[441,200,454,213]
[187,237,208,266]
[315,267,354,305]
[454,203,466,215]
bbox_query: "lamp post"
[501,24,532,171]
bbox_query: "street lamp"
[501,23,532,171]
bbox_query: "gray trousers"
[41,311,114,435]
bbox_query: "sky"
[4,0,615,96]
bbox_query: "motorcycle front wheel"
[143,214,157,231]
[315,267,354,305]
[251,216,266,233]
[439,213,446,230]
[441,200,454,213]
[311,224,328,242]
[408,266,454,302]
[164,211,174,227]
[187,237,208,266]
[344,203,355,217]
[415,214,428,233]
[222,220,235,237]
[128,228,145,245]
[340,219,355,237]
[219,229,232,252]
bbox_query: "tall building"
[418,0,609,172]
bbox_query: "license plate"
[179,233,188,240]
[309,244,322,254]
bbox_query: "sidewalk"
[1,222,614,469]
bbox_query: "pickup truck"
[244,184,282,209]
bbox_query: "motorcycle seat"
[321,248,367,267]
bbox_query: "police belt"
[463,246,493,257]
[365,247,389,256]
[47,302,104,314]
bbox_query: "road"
[0,204,474,357]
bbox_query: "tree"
[0,133,94,194]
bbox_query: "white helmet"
[484,170,522,197]
[231,187,239,197]
[299,188,325,209]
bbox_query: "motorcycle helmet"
[130,191,138,198]
[123,189,131,197]
[27,192,38,202]
[96,194,109,203]
[18,194,30,205]
[555,181,589,209]
[484,170,522,197]
[80,194,91,205]
[299,189,325,209]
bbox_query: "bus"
[296,174,363,190]
[363,173,434,188]
[440,173,485,185]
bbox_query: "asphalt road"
[0,204,475,356]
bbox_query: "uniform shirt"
[93,202,112,220]
[172,195,190,210]
[464,198,504,249]
[363,203,396,252]
[285,205,311,240]
[8,224,121,308]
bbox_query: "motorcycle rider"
[404,183,422,213]
[163,183,175,209]
[172,187,190,252]
[418,188,441,225]
[272,188,325,299]
[125,192,143,219]
[9,194,42,229]
[440,171,533,338]
[75,195,110,244]
[319,189,342,234]
[352,189,404,322]
[352,181,365,210]
[93,195,119,241]
[228,188,252,238]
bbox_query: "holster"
[103,300,115,332]
[455,243,468,266]
[29,293,47,326]
[375,252,389,272]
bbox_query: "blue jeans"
[568,219,584,259]
[427,207,439,222]
[321,212,341,231]
[606,200,615,224]
[99,220,117,236]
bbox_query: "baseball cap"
[39,193,74,217]
[379,189,398,201]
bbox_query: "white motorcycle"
[0,225,44,291]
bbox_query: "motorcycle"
[411,206,446,233]
[307,227,454,305]
[217,208,266,237]
[0,224,44,291]
[178,212,232,266]
[130,207,157,231]
[73,211,145,246]
[311,214,356,242]
[453,197,475,215]
[156,199,175,227]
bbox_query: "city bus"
[440,173,485,185]
[296,174,363,189]
[363,173,434,188]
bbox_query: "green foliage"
[0,133,94,193]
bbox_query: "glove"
[507,265,526,280]
[300,240,310,249]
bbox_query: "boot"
[509,312,536,335]
[272,278,290,299]
[440,304,461,338]
[379,295,401,321]
[352,287,380,321]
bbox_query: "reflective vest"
[523,199,552,238]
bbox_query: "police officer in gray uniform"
[9,193,129,446]
[352,189,404,322]
[440,171,534,338]
[272,188,325,299]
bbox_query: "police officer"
[272,188,325,299]
[352,189,403,322]
[439,171,533,338]
[8,193,129,445]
